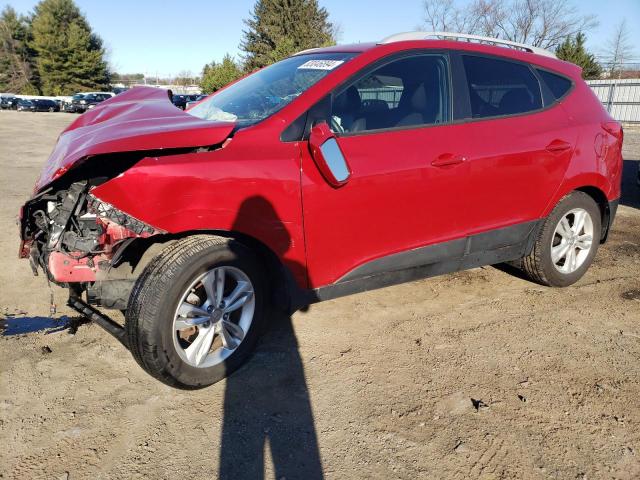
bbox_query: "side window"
[536,69,572,100]
[462,55,542,118]
[330,54,450,134]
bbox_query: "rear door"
[453,53,575,235]
[300,53,471,288]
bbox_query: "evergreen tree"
[30,0,109,95]
[0,6,39,94]
[200,54,243,94]
[556,32,602,80]
[240,0,335,72]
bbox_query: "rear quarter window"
[536,69,573,100]
[462,55,542,118]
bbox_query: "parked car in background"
[0,95,18,110]
[18,32,623,389]
[63,94,83,112]
[185,94,208,109]
[35,99,60,112]
[65,92,115,113]
[17,98,60,112]
[172,94,200,110]
[16,99,34,111]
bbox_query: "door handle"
[432,153,466,167]
[546,140,572,153]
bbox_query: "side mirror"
[308,122,351,188]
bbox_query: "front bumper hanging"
[67,294,129,348]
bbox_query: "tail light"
[601,121,623,142]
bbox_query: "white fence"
[587,79,640,124]
[4,80,640,123]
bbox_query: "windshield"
[188,52,357,126]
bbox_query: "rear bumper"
[609,198,619,220]
[602,197,619,243]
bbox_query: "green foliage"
[240,0,335,72]
[556,32,602,80]
[110,72,144,83]
[200,54,243,94]
[30,0,109,95]
[267,37,296,64]
[0,6,39,93]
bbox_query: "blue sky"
[4,0,640,76]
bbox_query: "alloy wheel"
[172,266,255,368]
[550,208,594,274]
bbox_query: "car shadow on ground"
[621,159,640,209]
[218,195,324,479]
[0,315,70,335]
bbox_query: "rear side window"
[462,55,542,118]
[536,69,572,100]
[330,54,450,134]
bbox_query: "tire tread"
[125,235,230,388]
[521,191,600,287]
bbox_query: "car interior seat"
[332,86,362,132]
[498,89,535,115]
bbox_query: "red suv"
[19,33,623,388]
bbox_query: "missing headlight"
[87,194,162,236]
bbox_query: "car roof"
[302,35,580,78]
[295,43,377,55]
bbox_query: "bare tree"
[421,0,597,50]
[422,0,481,33]
[331,22,344,43]
[174,70,195,87]
[602,20,637,78]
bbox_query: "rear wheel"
[521,191,601,287]
[125,235,266,389]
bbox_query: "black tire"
[125,235,266,389]
[521,191,601,287]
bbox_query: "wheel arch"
[543,170,615,243]
[110,229,304,314]
[545,185,612,243]
[574,186,611,242]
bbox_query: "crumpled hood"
[36,87,234,191]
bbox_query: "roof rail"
[294,47,321,56]
[379,31,556,58]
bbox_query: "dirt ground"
[0,110,639,480]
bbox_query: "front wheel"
[125,235,266,389]
[521,191,601,287]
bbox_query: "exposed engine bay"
[19,181,164,309]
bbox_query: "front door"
[299,53,471,288]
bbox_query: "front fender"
[90,142,307,287]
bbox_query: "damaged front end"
[18,86,237,313]
[19,181,164,308]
